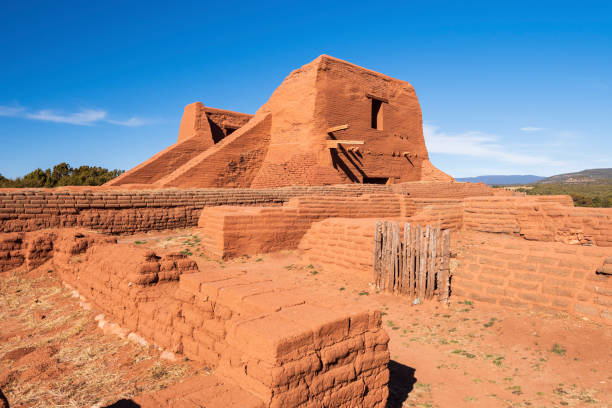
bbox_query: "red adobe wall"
[50,230,390,407]
[154,114,273,188]
[112,55,452,188]
[298,222,612,325]
[0,230,58,272]
[408,199,464,231]
[463,196,612,246]
[0,233,25,272]
[108,103,253,186]
[299,218,377,280]
[0,184,396,234]
[197,194,408,259]
[388,181,498,198]
[453,231,612,325]
[250,55,451,187]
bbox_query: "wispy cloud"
[25,109,107,126]
[520,126,546,132]
[424,123,563,166]
[106,117,153,127]
[0,106,25,117]
[0,104,153,127]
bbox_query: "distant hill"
[455,175,545,185]
[537,168,612,184]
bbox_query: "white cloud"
[0,104,152,127]
[423,123,562,166]
[0,106,25,117]
[25,109,107,126]
[106,117,152,127]
[520,126,546,132]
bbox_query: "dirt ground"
[1,228,611,408]
[0,265,199,407]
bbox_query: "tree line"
[513,183,612,208]
[0,163,124,188]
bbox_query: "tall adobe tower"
[106,55,451,188]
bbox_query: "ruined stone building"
[106,55,452,188]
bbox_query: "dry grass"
[0,268,194,408]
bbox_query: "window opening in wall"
[371,98,383,130]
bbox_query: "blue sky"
[1,1,610,178]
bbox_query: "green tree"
[0,163,124,188]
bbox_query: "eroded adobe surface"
[3,229,390,407]
[107,55,451,188]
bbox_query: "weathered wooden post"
[373,221,383,289]
[439,228,451,302]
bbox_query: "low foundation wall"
[198,193,612,261]
[409,199,464,231]
[463,196,612,246]
[0,230,57,272]
[299,218,377,279]
[389,181,498,198]
[0,233,24,272]
[198,194,408,259]
[49,230,390,407]
[0,182,499,235]
[453,232,612,324]
[0,185,388,234]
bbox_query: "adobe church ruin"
[106,55,452,188]
[1,55,610,408]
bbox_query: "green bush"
[0,163,124,188]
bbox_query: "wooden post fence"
[373,221,451,302]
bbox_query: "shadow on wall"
[103,400,141,408]
[208,118,226,144]
[386,360,417,408]
[0,388,9,408]
[100,361,416,408]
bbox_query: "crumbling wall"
[51,230,390,407]
[0,230,57,272]
[114,55,452,188]
[0,233,24,272]
[463,196,612,246]
[453,232,612,325]
[108,103,253,186]
[154,115,273,188]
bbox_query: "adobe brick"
[478,275,505,286]
[592,295,612,307]
[574,303,599,317]
[469,292,497,304]
[513,271,545,282]
[486,286,515,297]
[507,262,537,272]
[539,265,571,278]
[499,298,529,309]
[527,255,558,266]
[518,291,549,304]
[508,279,539,291]
[453,280,483,292]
